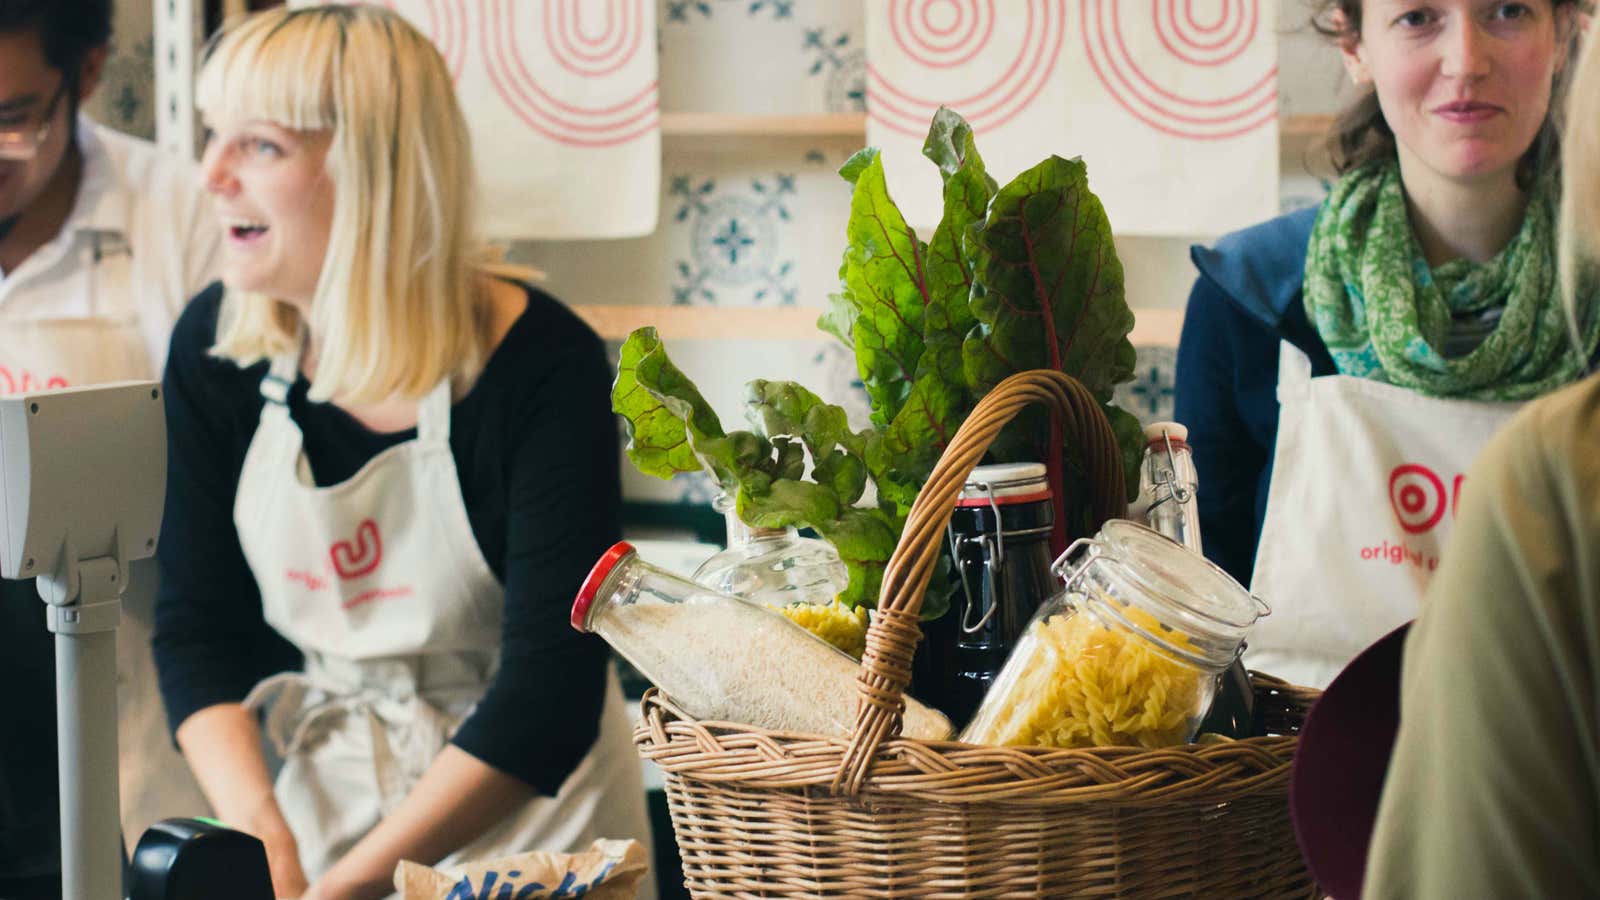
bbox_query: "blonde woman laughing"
[152,7,653,898]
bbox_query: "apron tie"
[244,664,464,814]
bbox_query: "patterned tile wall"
[660,0,862,114]
[84,0,157,140]
[512,0,1351,516]
[517,136,868,506]
[91,1,1348,516]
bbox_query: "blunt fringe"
[199,4,502,404]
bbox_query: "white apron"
[0,233,217,846]
[234,350,654,895]
[1246,342,1522,690]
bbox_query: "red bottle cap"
[571,541,636,632]
[955,462,1053,508]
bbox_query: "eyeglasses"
[0,81,69,162]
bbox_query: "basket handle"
[832,369,1129,794]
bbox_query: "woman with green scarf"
[1174,0,1595,690]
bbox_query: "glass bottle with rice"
[573,542,952,740]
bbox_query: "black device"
[128,818,274,900]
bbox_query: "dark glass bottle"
[914,462,1056,730]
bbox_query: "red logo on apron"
[330,519,383,579]
[0,366,68,394]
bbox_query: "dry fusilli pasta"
[781,599,870,660]
[962,600,1208,749]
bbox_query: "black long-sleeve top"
[153,282,621,793]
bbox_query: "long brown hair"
[1559,15,1600,343]
[1309,0,1583,188]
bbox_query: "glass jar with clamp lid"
[912,462,1058,729]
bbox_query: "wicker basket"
[635,369,1322,898]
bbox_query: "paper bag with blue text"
[394,838,648,899]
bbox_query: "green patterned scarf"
[1304,160,1598,400]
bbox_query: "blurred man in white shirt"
[0,2,219,897]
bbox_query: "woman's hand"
[296,875,349,900]
[298,866,390,900]
[247,805,309,900]
[303,746,534,900]
[264,832,307,896]
[174,705,310,897]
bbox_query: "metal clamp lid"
[1145,424,1194,510]
[946,464,1053,635]
[1050,526,1271,667]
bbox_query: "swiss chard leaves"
[614,109,1144,613]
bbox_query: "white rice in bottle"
[606,597,952,741]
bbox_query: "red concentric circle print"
[1082,0,1276,140]
[868,0,1065,139]
[480,0,657,148]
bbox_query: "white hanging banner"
[866,0,1278,237]
[1073,0,1278,236]
[302,0,660,240]
[866,0,1074,230]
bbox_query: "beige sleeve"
[1363,405,1600,898]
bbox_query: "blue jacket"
[1173,207,1336,586]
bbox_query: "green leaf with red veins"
[882,108,997,477]
[611,327,728,480]
[963,155,1136,402]
[837,149,931,429]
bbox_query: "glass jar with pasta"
[960,520,1269,750]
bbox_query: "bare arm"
[304,745,534,899]
[177,703,308,899]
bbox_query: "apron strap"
[259,350,300,406]
[1276,340,1314,401]
[415,377,453,446]
[258,323,309,406]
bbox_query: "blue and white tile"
[515,146,855,309]
[667,172,800,306]
[87,0,156,140]
[660,0,862,114]
[1281,173,1333,215]
[1115,346,1178,427]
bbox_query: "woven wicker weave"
[636,369,1322,898]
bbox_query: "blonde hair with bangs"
[200,4,497,404]
[1560,22,1600,350]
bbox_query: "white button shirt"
[1,115,221,846]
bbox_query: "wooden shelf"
[660,113,866,139]
[1281,114,1335,171]
[661,111,1338,174]
[661,112,1332,141]
[1281,114,1336,140]
[575,304,821,341]
[573,304,1183,346]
